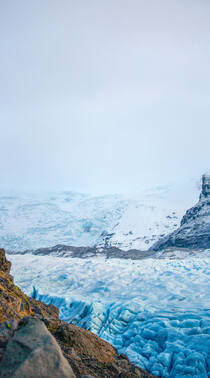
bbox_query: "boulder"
[0,317,75,378]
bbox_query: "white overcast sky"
[0,0,210,194]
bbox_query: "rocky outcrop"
[0,317,75,378]
[200,173,210,199]
[0,248,154,377]
[0,249,32,322]
[151,174,210,251]
[0,250,11,276]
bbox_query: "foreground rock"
[0,248,154,377]
[151,174,210,251]
[0,317,75,378]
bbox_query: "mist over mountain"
[1,1,210,194]
[0,177,200,252]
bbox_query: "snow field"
[0,181,198,251]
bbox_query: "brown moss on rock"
[0,251,32,322]
[55,322,117,364]
[0,249,11,276]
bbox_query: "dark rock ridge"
[151,174,210,251]
[7,244,156,259]
[7,244,206,260]
[0,248,154,377]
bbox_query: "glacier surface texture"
[0,181,199,252]
[9,254,210,377]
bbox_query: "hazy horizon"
[1,1,210,194]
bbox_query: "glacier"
[9,253,210,377]
[0,179,199,252]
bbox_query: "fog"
[0,0,210,194]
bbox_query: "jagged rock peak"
[151,174,210,251]
[200,173,210,199]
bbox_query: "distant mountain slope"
[151,174,210,251]
[0,179,198,252]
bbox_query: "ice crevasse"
[10,254,210,378]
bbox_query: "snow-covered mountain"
[9,253,210,377]
[0,178,199,252]
[2,176,210,377]
[152,174,210,251]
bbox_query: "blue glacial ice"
[9,254,210,377]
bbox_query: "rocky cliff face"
[151,174,210,251]
[200,173,210,199]
[0,248,153,378]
